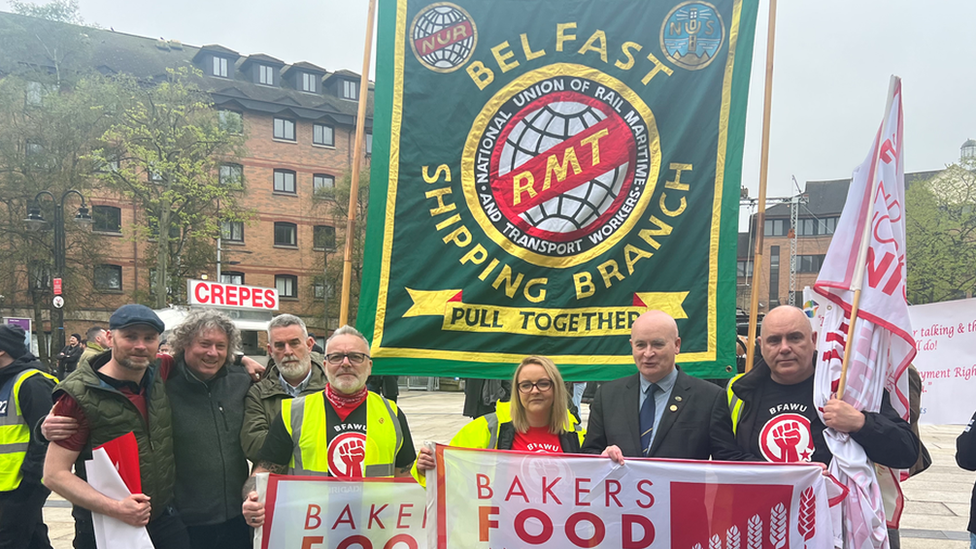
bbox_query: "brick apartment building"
[0,12,371,353]
[738,171,940,314]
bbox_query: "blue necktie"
[639,383,657,457]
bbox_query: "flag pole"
[836,75,899,399]
[339,0,377,327]
[745,0,779,372]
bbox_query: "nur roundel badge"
[409,2,477,73]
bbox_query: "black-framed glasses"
[517,379,553,393]
[325,352,370,365]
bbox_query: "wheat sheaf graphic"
[747,514,763,549]
[709,534,722,549]
[726,525,741,549]
[770,503,787,549]
[797,487,817,544]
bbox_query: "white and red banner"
[428,445,838,549]
[908,296,976,424]
[257,475,427,549]
[813,77,914,548]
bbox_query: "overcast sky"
[10,0,974,227]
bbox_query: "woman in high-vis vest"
[413,356,584,486]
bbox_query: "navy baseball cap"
[109,304,165,334]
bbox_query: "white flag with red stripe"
[813,77,915,549]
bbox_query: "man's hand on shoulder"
[823,398,865,433]
[41,414,79,441]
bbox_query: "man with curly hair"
[163,309,252,548]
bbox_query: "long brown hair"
[510,356,570,434]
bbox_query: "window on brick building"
[94,264,122,291]
[273,118,295,141]
[276,274,298,298]
[221,221,244,243]
[92,205,121,233]
[341,80,358,100]
[273,169,296,193]
[312,174,334,192]
[258,65,275,86]
[274,222,297,246]
[212,56,229,78]
[302,73,317,93]
[313,124,334,146]
[764,218,787,237]
[797,254,825,273]
[313,225,336,250]
[218,110,243,134]
[220,164,243,186]
[221,271,244,285]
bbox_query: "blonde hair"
[510,356,570,435]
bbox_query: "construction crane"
[739,182,806,308]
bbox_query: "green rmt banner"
[358,0,760,380]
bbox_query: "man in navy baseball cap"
[108,304,165,334]
[44,303,190,549]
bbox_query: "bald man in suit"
[581,310,755,462]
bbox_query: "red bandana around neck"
[325,383,368,421]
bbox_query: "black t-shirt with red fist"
[257,398,415,477]
[748,375,829,464]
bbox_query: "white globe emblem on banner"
[464,66,660,267]
[499,101,629,236]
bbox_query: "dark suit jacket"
[581,369,756,461]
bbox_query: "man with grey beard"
[240,314,328,461]
[242,325,416,528]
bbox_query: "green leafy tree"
[905,161,976,304]
[92,67,248,308]
[313,165,369,327]
[0,74,119,365]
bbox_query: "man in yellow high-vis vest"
[241,325,416,528]
[0,324,57,549]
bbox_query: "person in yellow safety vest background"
[241,325,417,527]
[0,324,57,549]
[414,356,585,486]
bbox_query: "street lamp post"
[24,189,92,360]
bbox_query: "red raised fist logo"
[327,432,368,478]
[759,414,814,463]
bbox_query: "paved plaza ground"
[42,390,975,548]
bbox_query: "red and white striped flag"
[813,77,915,549]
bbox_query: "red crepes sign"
[186,279,278,311]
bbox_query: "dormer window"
[302,73,317,93]
[259,65,275,86]
[212,56,229,78]
[341,80,359,101]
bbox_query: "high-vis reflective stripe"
[0,369,57,491]
[484,413,500,449]
[726,374,746,435]
[288,396,306,474]
[282,391,401,477]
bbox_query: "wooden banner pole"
[339,0,377,327]
[745,0,779,372]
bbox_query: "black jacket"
[0,353,55,485]
[581,370,756,461]
[955,410,976,534]
[730,357,920,468]
[166,357,251,526]
[496,421,582,453]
